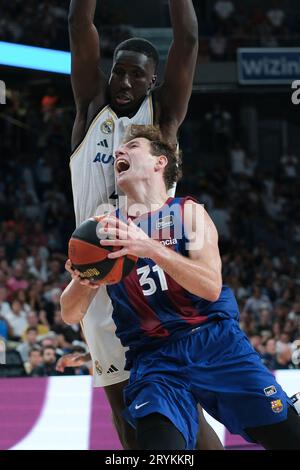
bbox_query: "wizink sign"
[237,48,300,85]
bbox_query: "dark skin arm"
[68,0,107,149]
[155,0,199,140]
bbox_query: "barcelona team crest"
[271,399,283,413]
[101,118,114,134]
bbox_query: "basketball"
[68,216,137,285]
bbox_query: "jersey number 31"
[137,265,168,296]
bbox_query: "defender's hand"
[56,353,88,372]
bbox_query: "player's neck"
[123,181,168,216]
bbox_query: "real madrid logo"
[94,360,103,376]
[101,118,114,134]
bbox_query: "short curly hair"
[114,38,159,73]
[123,125,182,190]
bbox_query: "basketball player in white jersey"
[60,0,222,449]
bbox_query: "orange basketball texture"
[68,216,137,285]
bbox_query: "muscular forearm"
[169,0,198,43]
[69,0,97,25]
[152,243,221,301]
[60,279,98,325]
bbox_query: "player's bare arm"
[155,0,199,140]
[56,352,91,372]
[60,260,99,325]
[69,0,107,149]
[100,204,222,302]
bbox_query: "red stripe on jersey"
[123,270,170,338]
[165,274,208,325]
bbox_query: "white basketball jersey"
[70,95,154,386]
[70,94,154,226]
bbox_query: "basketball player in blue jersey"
[63,126,300,449]
[63,0,223,451]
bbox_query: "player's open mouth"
[115,94,132,106]
[116,159,131,175]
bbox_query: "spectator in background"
[41,86,59,121]
[0,286,12,318]
[12,289,30,314]
[21,310,49,339]
[261,338,277,370]
[40,332,61,352]
[230,141,247,175]
[291,340,300,368]
[0,315,11,340]
[6,263,29,293]
[266,0,286,34]
[250,334,264,355]
[280,149,298,179]
[273,344,295,370]
[244,285,272,320]
[43,287,63,324]
[251,7,267,35]
[288,301,300,321]
[256,307,273,335]
[51,307,80,345]
[213,1,235,26]
[209,29,228,61]
[259,27,279,48]
[24,347,43,375]
[28,254,48,282]
[210,197,231,241]
[30,345,63,377]
[274,300,291,329]
[205,104,232,154]
[243,153,257,178]
[5,299,28,340]
[277,332,293,353]
[17,326,39,362]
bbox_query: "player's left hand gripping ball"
[99,216,158,259]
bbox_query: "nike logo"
[135,401,149,410]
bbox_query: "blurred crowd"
[0,85,83,376]
[199,0,300,62]
[0,0,130,56]
[180,108,300,370]
[0,81,299,376]
[1,0,300,62]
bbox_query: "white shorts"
[81,285,130,387]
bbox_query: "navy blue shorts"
[123,319,293,449]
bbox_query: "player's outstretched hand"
[56,353,89,372]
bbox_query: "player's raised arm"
[157,0,199,129]
[68,0,106,113]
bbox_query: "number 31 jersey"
[107,197,240,365]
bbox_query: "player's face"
[109,51,156,115]
[115,138,158,187]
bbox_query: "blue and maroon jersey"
[107,197,239,358]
